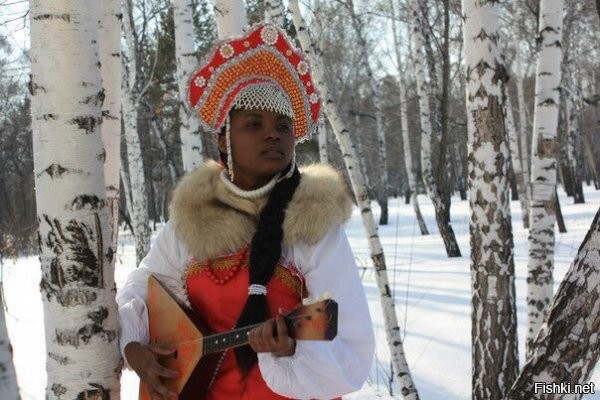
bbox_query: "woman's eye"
[278,124,292,132]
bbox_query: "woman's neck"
[219,170,279,199]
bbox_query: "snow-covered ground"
[4,187,600,399]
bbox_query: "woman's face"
[219,108,295,190]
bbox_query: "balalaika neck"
[201,323,263,355]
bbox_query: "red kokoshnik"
[188,23,322,142]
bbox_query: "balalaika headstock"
[283,298,338,341]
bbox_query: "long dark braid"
[218,133,301,374]
[233,161,300,374]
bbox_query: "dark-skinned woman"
[116,23,374,400]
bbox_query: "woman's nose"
[264,124,281,140]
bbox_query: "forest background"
[1,0,600,399]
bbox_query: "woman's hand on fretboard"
[248,315,296,357]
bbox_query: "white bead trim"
[219,169,280,199]
[248,284,268,296]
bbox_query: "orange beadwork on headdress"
[188,23,321,141]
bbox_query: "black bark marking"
[55,307,117,348]
[537,137,559,158]
[51,383,67,396]
[83,90,105,107]
[101,110,118,120]
[33,14,70,22]
[43,163,68,178]
[39,214,105,304]
[471,60,491,79]
[48,352,71,365]
[492,62,509,85]
[64,219,100,287]
[70,116,100,134]
[76,383,110,400]
[41,113,57,120]
[71,195,104,211]
[94,213,104,289]
[470,84,488,101]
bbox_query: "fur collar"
[169,160,353,262]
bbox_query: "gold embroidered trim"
[185,252,305,297]
[274,264,305,297]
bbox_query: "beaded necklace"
[203,245,250,285]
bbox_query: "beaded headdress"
[188,23,322,142]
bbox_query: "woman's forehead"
[233,108,293,120]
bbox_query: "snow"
[4,187,600,399]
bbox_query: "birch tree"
[462,1,519,398]
[390,0,428,235]
[505,89,529,229]
[313,0,329,164]
[30,1,121,397]
[563,84,585,204]
[526,0,565,355]
[347,0,389,225]
[214,0,247,38]
[290,1,419,397]
[122,0,152,265]
[264,0,285,26]
[408,0,461,257]
[99,0,122,266]
[515,62,531,228]
[0,291,19,398]
[174,0,204,172]
[508,206,600,399]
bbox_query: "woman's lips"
[261,146,285,158]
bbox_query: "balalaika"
[139,275,338,399]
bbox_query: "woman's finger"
[274,316,295,356]
[154,363,180,379]
[149,343,176,356]
[260,319,278,349]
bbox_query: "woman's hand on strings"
[125,341,180,399]
[248,314,296,357]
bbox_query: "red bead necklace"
[204,245,249,285]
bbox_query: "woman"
[117,23,374,400]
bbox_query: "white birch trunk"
[408,0,461,257]
[99,0,122,267]
[348,0,388,225]
[509,206,600,399]
[120,166,134,232]
[352,112,371,191]
[317,115,328,163]
[390,0,428,235]
[213,0,247,39]
[30,1,121,397]
[264,0,285,26]
[516,71,531,228]
[462,1,519,397]
[0,292,19,399]
[505,91,529,229]
[564,89,585,203]
[174,0,203,172]
[123,0,151,265]
[313,0,328,164]
[289,0,419,397]
[526,0,564,355]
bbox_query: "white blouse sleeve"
[257,225,375,399]
[115,221,189,365]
